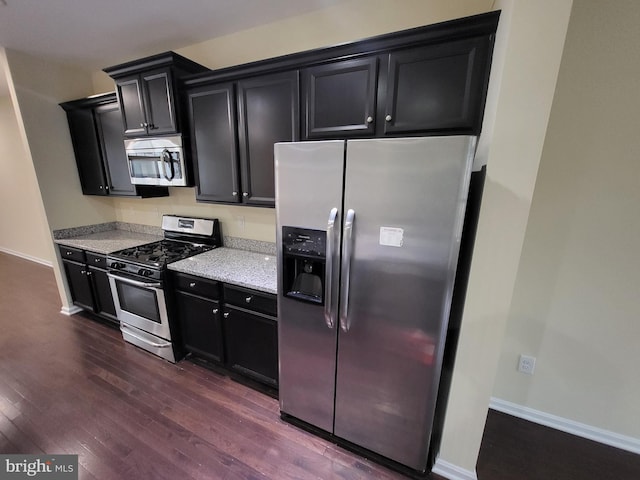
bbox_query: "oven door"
[107,273,172,341]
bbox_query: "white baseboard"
[490,397,640,455]
[432,458,477,480]
[0,247,52,267]
[60,305,82,316]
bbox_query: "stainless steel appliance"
[107,215,221,362]
[275,136,477,473]
[124,135,189,186]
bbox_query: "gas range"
[107,215,221,363]
[108,239,213,280]
[107,216,221,280]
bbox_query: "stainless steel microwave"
[124,135,188,187]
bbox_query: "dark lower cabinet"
[171,272,279,390]
[223,305,278,388]
[175,291,224,364]
[223,285,278,388]
[59,246,117,325]
[62,259,95,311]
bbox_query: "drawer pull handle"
[66,251,73,256]
[223,312,230,319]
[80,270,86,274]
[212,308,219,314]
[189,282,196,288]
[245,296,252,304]
[94,258,101,263]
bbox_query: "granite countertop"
[54,225,163,254]
[169,247,277,294]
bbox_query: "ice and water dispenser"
[281,227,326,304]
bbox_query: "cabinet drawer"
[173,272,221,300]
[58,245,85,263]
[223,285,277,317]
[85,252,107,268]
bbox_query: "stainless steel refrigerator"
[275,136,477,473]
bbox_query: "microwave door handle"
[161,149,175,181]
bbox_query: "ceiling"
[0,0,348,95]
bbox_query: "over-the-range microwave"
[124,135,188,187]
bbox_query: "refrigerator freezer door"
[333,136,475,471]
[275,140,345,433]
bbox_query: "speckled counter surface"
[54,230,163,255]
[169,247,277,294]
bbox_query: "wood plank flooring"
[1,251,639,479]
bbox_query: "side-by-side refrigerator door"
[275,140,345,433]
[333,136,476,472]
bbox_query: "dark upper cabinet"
[302,57,378,138]
[237,71,299,206]
[104,52,209,137]
[378,37,491,136]
[189,72,299,207]
[115,68,177,136]
[188,83,240,203]
[60,93,168,198]
[94,103,136,196]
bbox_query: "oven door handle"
[107,273,162,289]
[120,324,171,348]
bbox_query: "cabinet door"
[176,291,225,364]
[95,103,136,196]
[63,261,94,311]
[302,57,378,138]
[142,69,177,135]
[188,83,240,203]
[223,305,278,387]
[115,75,147,137]
[237,71,299,207]
[379,37,491,135]
[65,108,108,196]
[88,266,117,321]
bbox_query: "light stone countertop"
[168,247,277,295]
[54,230,163,255]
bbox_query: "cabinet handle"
[385,114,392,122]
[189,282,196,288]
[86,271,92,276]
[65,251,73,256]
[243,192,249,197]
[99,185,103,190]
[212,308,219,314]
[232,191,238,196]
[140,123,145,128]
[366,116,373,124]
[94,258,101,263]
[105,185,109,190]
[223,312,230,319]
[80,270,86,274]
[245,296,252,304]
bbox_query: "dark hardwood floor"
[1,252,638,479]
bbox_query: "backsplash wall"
[111,187,276,242]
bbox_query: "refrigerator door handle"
[339,209,355,332]
[324,208,339,329]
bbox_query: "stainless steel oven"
[124,135,189,186]
[107,215,222,363]
[107,272,175,362]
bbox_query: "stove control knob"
[111,262,125,270]
[138,269,154,277]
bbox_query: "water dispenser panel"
[282,227,326,259]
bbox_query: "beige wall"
[0,93,51,264]
[4,49,117,308]
[493,0,640,440]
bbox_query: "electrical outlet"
[235,215,245,230]
[518,354,536,375]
